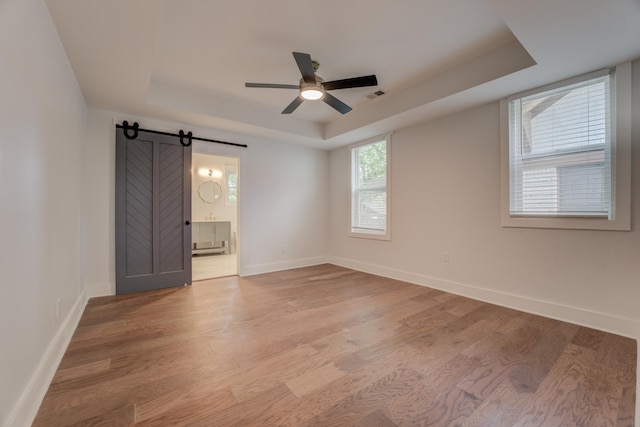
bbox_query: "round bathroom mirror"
[198,181,223,204]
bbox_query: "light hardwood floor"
[33,264,636,426]
[192,253,237,281]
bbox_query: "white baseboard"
[89,256,332,295]
[328,256,640,340]
[87,281,114,298]
[241,256,329,277]
[4,289,88,427]
[4,260,637,425]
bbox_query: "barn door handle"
[185,220,191,225]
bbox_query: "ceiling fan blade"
[282,97,304,114]
[292,52,316,84]
[245,83,299,89]
[323,75,378,91]
[323,93,352,114]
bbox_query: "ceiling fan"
[245,52,378,115]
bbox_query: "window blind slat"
[509,73,612,217]
[350,138,389,236]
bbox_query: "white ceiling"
[45,0,640,149]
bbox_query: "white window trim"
[500,62,631,230]
[349,134,392,240]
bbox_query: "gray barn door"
[115,127,192,294]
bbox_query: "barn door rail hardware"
[117,121,248,148]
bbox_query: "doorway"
[191,153,238,280]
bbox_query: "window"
[349,135,391,240]
[501,64,631,230]
[225,165,237,206]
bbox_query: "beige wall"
[0,0,88,425]
[83,108,331,296]
[329,61,640,338]
[2,1,637,424]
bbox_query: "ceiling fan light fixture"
[300,84,325,101]
[245,52,376,114]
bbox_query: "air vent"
[366,90,386,100]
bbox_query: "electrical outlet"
[442,251,450,262]
[56,298,61,318]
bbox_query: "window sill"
[501,214,630,231]
[348,230,391,241]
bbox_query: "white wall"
[238,137,330,274]
[192,153,238,228]
[2,1,634,423]
[329,61,640,338]
[0,0,88,425]
[84,109,330,296]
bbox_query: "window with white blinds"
[508,70,613,218]
[350,135,391,240]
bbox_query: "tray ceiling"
[45,0,640,148]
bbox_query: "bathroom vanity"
[191,221,231,255]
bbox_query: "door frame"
[191,141,244,277]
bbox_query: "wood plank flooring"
[192,253,237,281]
[33,264,636,426]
